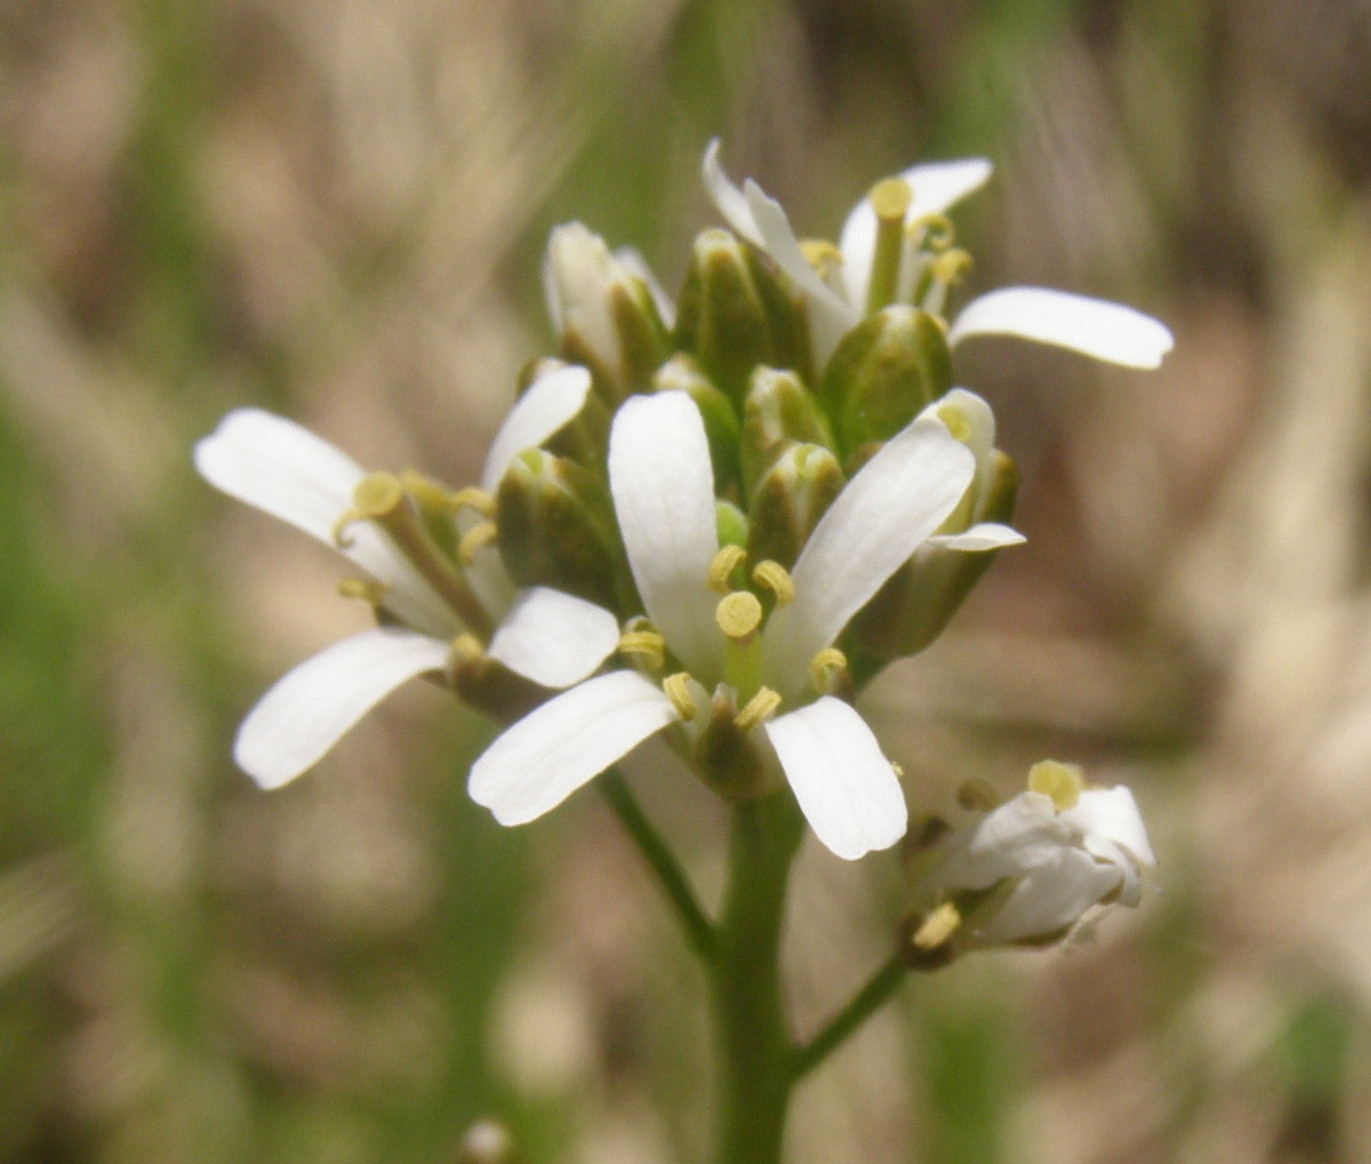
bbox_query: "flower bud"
[495,449,631,613]
[818,305,952,462]
[673,228,810,405]
[901,763,1155,966]
[747,443,845,571]
[653,355,742,497]
[543,222,670,403]
[740,366,835,497]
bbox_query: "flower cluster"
[198,141,1167,941]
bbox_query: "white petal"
[1064,786,1156,868]
[234,627,450,790]
[615,244,676,331]
[765,418,975,690]
[948,791,1071,886]
[468,670,677,825]
[743,179,856,366]
[701,138,763,246]
[765,697,907,860]
[608,392,723,680]
[481,364,593,493]
[487,586,620,689]
[838,158,993,307]
[194,408,364,545]
[948,287,1174,369]
[927,522,1025,551]
[980,849,1123,942]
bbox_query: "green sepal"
[691,691,774,803]
[654,354,742,498]
[818,306,952,461]
[495,449,632,614]
[848,450,1018,683]
[741,367,835,498]
[673,229,809,406]
[746,443,845,571]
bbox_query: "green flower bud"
[740,366,835,497]
[715,498,749,553]
[673,228,809,405]
[654,354,742,497]
[818,305,952,462]
[495,449,631,613]
[747,443,845,571]
[543,222,670,403]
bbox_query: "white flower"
[702,139,1174,372]
[914,761,1156,947]
[469,389,978,860]
[195,364,621,789]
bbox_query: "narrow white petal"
[927,522,1025,551]
[765,418,975,689]
[948,287,1174,369]
[701,138,763,246]
[838,158,993,307]
[981,849,1123,942]
[194,408,364,545]
[608,392,723,680]
[1063,786,1157,868]
[615,244,676,330]
[487,586,620,689]
[468,670,677,825]
[765,697,907,860]
[234,627,450,790]
[481,364,593,493]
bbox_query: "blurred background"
[4,0,1371,1159]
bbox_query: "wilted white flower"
[469,389,979,860]
[908,760,1156,955]
[702,139,1174,372]
[195,365,620,789]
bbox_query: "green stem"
[598,769,716,964]
[711,793,804,1164]
[790,951,907,1080]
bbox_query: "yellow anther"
[957,778,1003,812]
[936,401,973,443]
[930,247,973,285]
[808,647,848,694]
[800,239,844,280]
[400,470,457,515]
[716,591,763,640]
[912,901,962,951]
[337,577,387,605]
[663,672,697,720]
[457,521,498,566]
[1028,760,1086,811]
[353,471,406,517]
[891,760,905,780]
[618,629,666,671]
[450,632,485,665]
[708,545,747,593]
[910,213,955,250]
[751,559,795,606]
[734,686,782,733]
[869,176,912,222]
[450,487,496,518]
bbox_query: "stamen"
[1028,760,1086,811]
[338,577,387,605]
[716,591,763,640]
[751,559,795,606]
[808,647,848,694]
[936,401,973,443]
[930,248,972,286]
[458,521,498,565]
[800,239,844,282]
[910,213,955,251]
[869,177,912,222]
[708,545,747,593]
[400,470,458,515]
[663,672,697,720]
[618,629,666,671]
[734,686,781,733]
[450,487,496,518]
[912,901,961,951]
